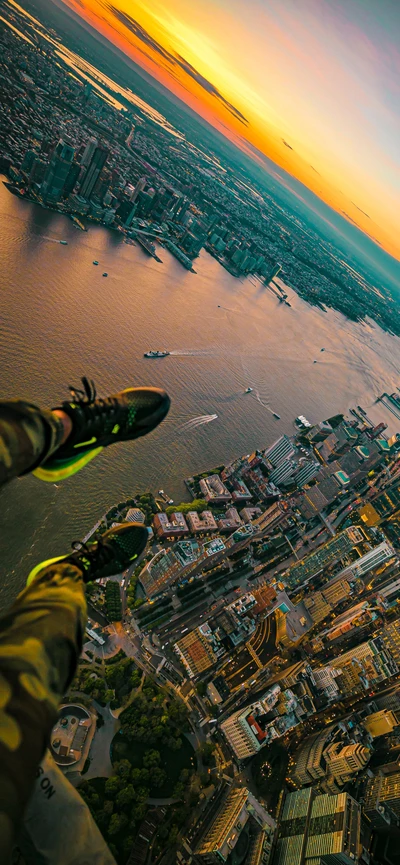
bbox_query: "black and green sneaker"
[27,523,149,586]
[34,376,170,482]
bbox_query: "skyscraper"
[273,789,361,865]
[194,786,276,863]
[125,125,135,147]
[41,140,75,204]
[264,263,281,287]
[79,146,109,201]
[129,176,146,203]
[62,162,81,199]
[80,137,98,168]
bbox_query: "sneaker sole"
[33,446,103,482]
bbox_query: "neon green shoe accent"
[26,555,67,586]
[74,436,97,448]
[112,423,120,434]
[32,446,103,482]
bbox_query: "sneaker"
[26,523,149,586]
[33,377,170,482]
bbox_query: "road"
[218,613,278,690]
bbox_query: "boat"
[93,260,99,265]
[295,415,312,429]
[273,412,281,420]
[313,360,317,364]
[244,387,253,394]
[60,240,68,245]
[158,489,173,504]
[320,347,325,352]
[102,272,108,277]
[144,350,170,358]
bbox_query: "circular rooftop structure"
[50,704,92,766]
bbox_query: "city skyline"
[61,0,400,260]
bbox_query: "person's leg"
[0,522,148,859]
[0,400,72,486]
[0,376,170,488]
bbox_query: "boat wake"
[177,414,218,433]
[254,390,280,418]
[169,349,211,356]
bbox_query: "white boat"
[144,350,170,358]
[244,387,253,393]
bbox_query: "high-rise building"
[273,789,361,865]
[383,621,400,667]
[252,502,289,534]
[28,156,47,186]
[335,542,396,581]
[220,685,300,760]
[125,124,135,147]
[62,162,81,199]
[79,146,109,201]
[129,176,146,203]
[359,480,400,526]
[264,264,281,287]
[174,627,217,679]
[194,786,276,864]
[330,637,398,696]
[21,149,37,174]
[364,772,400,822]
[80,137,98,168]
[41,139,75,204]
[264,435,295,468]
[324,741,370,787]
[139,547,181,597]
[284,527,365,589]
[364,772,400,829]
[363,709,400,738]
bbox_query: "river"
[0,180,399,605]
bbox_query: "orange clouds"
[62,0,400,260]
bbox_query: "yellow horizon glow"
[63,0,400,260]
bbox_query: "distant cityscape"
[3,3,400,865]
[1,1,400,331]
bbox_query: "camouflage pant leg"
[0,562,87,859]
[0,400,65,486]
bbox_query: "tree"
[200,742,215,766]
[122,836,134,856]
[105,776,122,796]
[196,681,207,696]
[150,767,166,789]
[108,812,128,836]
[115,759,132,780]
[103,800,114,815]
[116,785,136,809]
[168,825,179,847]
[143,749,161,768]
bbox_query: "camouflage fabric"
[0,400,64,485]
[0,562,87,860]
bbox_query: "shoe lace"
[71,537,115,572]
[68,376,97,404]
[67,377,120,421]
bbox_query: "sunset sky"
[63,0,400,258]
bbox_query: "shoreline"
[3,177,392,329]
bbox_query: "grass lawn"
[111,733,196,798]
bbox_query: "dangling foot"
[34,376,170,482]
[27,523,149,585]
